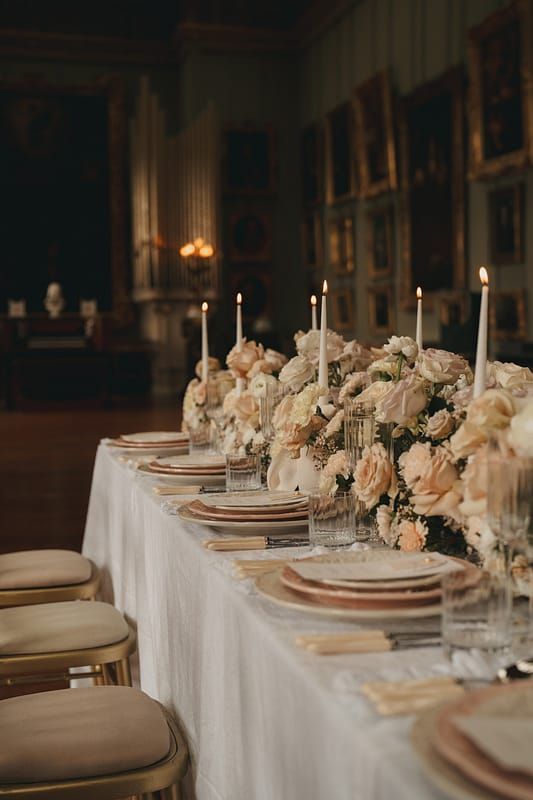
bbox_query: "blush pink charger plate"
[412,682,533,800]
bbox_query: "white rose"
[509,400,533,456]
[194,356,220,379]
[356,380,393,407]
[279,355,315,392]
[338,372,370,404]
[368,356,399,379]
[264,348,288,372]
[376,504,398,547]
[295,329,345,366]
[383,335,418,361]
[249,373,279,398]
[375,374,427,425]
[426,409,454,440]
[417,348,470,385]
[492,361,533,390]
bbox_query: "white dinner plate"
[200,491,307,509]
[255,569,441,619]
[137,464,225,486]
[156,454,226,469]
[179,506,309,535]
[120,431,188,444]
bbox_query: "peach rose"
[375,374,427,425]
[426,409,454,440]
[233,391,259,428]
[356,380,393,408]
[492,361,533,390]
[338,372,370,404]
[399,443,460,518]
[226,339,265,379]
[338,340,373,375]
[467,389,516,431]
[417,348,470,385]
[449,421,487,459]
[193,381,207,405]
[279,355,315,392]
[246,359,274,378]
[352,442,392,509]
[264,348,288,372]
[324,409,344,437]
[376,503,397,547]
[194,356,220,379]
[273,394,323,458]
[397,519,428,552]
[295,329,345,366]
[509,400,533,456]
[458,445,488,519]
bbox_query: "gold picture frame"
[353,69,397,198]
[439,293,468,327]
[328,216,355,274]
[325,102,357,205]
[301,212,323,269]
[468,1,533,180]
[368,286,394,337]
[490,289,527,341]
[488,183,524,264]
[367,205,394,279]
[301,122,324,207]
[399,67,466,311]
[331,288,354,332]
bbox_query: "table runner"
[83,444,448,800]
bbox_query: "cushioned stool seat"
[0,686,172,783]
[0,601,129,655]
[0,550,92,590]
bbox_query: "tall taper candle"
[311,294,318,330]
[473,267,489,399]
[236,292,243,351]
[318,280,328,392]
[201,302,209,384]
[415,286,423,350]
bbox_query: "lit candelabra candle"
[311,294,318,330]
[318,280,328,396]
[415,286,423,350]
[201,302,209,384]
[473,267,489,399]
[235,292,244,396]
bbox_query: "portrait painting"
[367,206,394,279]
[331,288,354,332]
[224,128,275,194]
[468,2,533,178]
[368,286,394,337]
[301,123,323,206]
[302,212,322,269]
[491,289,527,340]
[488,183,524,264]
[354,70,397,198]
[228,209,272,262]
[399,67,465,309]
[0,78,127,316]
[325,102,356,204]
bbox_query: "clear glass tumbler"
[189,420,213,454]
[225,453,262,491]
[344,400,377,542]
[442,569,512,682]
[309,491,356,548]
[259,385,285,443]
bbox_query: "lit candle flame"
[311,294,317,307]
[201,302,208,312]
[179,242,195,257]
[193,237,205,249]
[479,266,489,286]
[416,286,422,300]
[236,292,242,305]
[322,280,328,295]
[198,244,214,258]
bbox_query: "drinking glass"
[225,453,262,491]
[189,420,213,454]
[205,379,225,454]
[442,569,512,682]
[309,491,356,548]
[344,400,378,543]
[259,385,285,443]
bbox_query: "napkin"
[453,716,533,776]
[361,676,464,716]
[291,552,462,583]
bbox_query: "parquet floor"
[0,403,180,554]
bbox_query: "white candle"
[201,302,209,384]
[236,292,243,351]
[318,280,328,393]
[311,294,318,330]
[473,267,489,399]
[415,286,423,350]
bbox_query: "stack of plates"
[179,490,309,534]
[413,682,533,800]
[143,454,226,486]
[108,431,189,454]
[256,550,475,620]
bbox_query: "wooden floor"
[0,403,180,554]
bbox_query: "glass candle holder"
[309,491,356,548]
[225,453,262,491]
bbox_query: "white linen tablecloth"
[83,444,450,800]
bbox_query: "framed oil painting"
[331,288,354,332]
[302,212,323,269]
[0,77,127,318]
[367,205,394,279]
[399,67,466,310]
[228,209,272,263]
[439,293,468,327]
[368,286,394,337]
[354,69,397,198]
[301,122,324,206]
[468,2,533,179]
[223,127,276,194]
[488,183,524,264]
[325,102,356,204]
[491,289,527,340]
[328,217,355,274]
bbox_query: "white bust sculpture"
[44,282,65,318]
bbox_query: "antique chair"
[0,549,99,608]
[0,685,189,799]
[0,600,135,693]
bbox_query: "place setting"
[137,453,226,486]
[106,431,190,459]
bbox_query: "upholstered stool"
[0,550,99,608]
[0,601,135,692]
[0,685,188,799]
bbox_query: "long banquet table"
[83,443,451,800]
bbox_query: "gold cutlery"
[203,537,309,552]
[295,630,441,655]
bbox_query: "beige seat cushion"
[0,686,171,782]
[0,601,129,655]
[0,549,92,590]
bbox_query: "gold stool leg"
[93,665,105,686]
[115,657,132,686]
